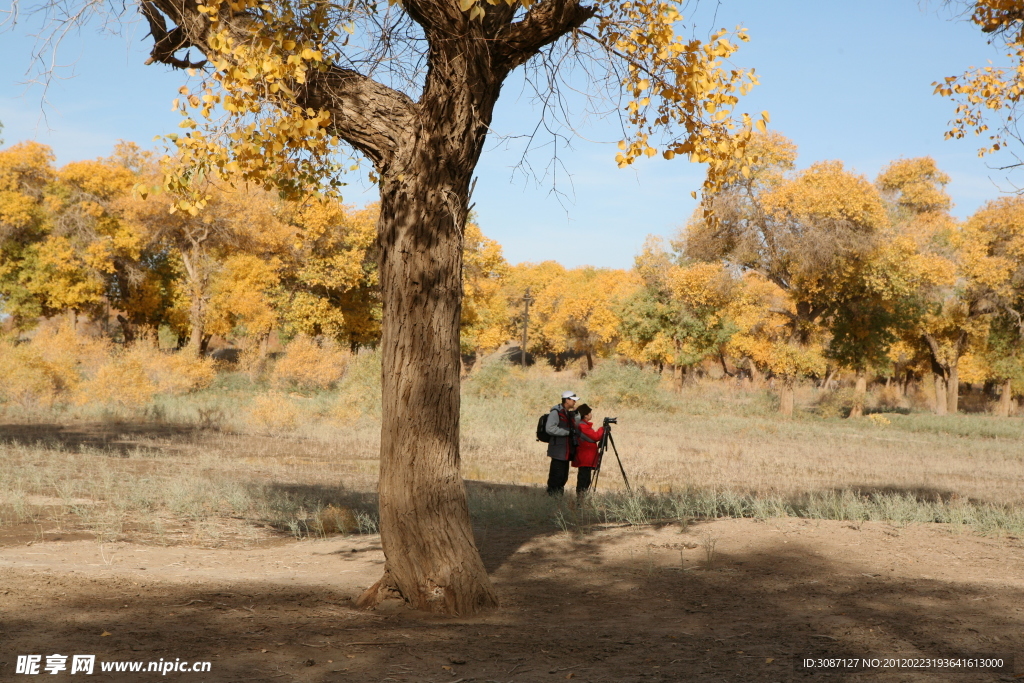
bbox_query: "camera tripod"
[591,418,632,494]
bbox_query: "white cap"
[561,390,580,401]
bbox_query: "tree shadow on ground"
[250,482,381,539]
[249,479,575,569]
[0,421,205,456]
[1,524,1019,682]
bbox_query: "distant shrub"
[75,355,156,409]
[0,341,69,408]
[811,386,854,419]
[873,383,909,413]
[584,361,666,409]
[0,322,109,409]
[332,349,381,419]
[128,345,217,394]
[247,392,301,432]
[33,321,110,377]
[68,340,215,409]
[237,344,267,381]
[271,336,348,390]
[465,358,513,398]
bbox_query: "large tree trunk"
[186,300,207,355]
[718,353,732,378]
[356,50,502,616]
[748,361,763,389]
[116,314,136,346]
[932,372,948,416]
[946,361,960,414]
[779,378,795,417]
[849,371,867,418]
[180,250,208,356]
[997,379,1013,418]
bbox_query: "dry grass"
[461,371,1024,507]
[0,426,381,546]
[1,358,1023,546]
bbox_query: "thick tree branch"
[300,66,417,169]
[140,0,206,69]
[922,332,945,369]
[400,0,465,38]
[141,0,417,168]
[494,0,595,69]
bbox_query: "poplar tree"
[19,0,763,613]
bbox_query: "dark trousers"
[546,458,570,495]
[576,466,595,495]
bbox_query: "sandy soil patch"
[1,518,1022,681]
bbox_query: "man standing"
[545,391,579,495]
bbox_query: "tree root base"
[355,570,403,610]
[355,568,500,615]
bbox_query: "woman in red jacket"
[572,404,604,495]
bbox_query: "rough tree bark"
[747,362,762,389]
[178,249,210,355]
[900,369,913,398]
[822,367,837,392]
[355,5,594,612]
[672,363,683,392]
[355,49,505,611]
[116,314,136,345]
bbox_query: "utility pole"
[521,288,533,368]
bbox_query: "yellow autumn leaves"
[935,0,1024,159]
[595,0,767,193]
[0,140,379,353]
[162,0,339,214]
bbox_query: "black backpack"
[536,413,551,442]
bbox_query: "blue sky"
[0,0,1014,269]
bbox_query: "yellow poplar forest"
[2,131,1024,418]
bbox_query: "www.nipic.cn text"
[15,655,212,675]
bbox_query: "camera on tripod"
[593,416,630,493]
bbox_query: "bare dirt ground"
[2,518,1022,682]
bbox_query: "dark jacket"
[545,405,577,461]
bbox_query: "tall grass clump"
[246,392,303,433]
[501,487,1024,539]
